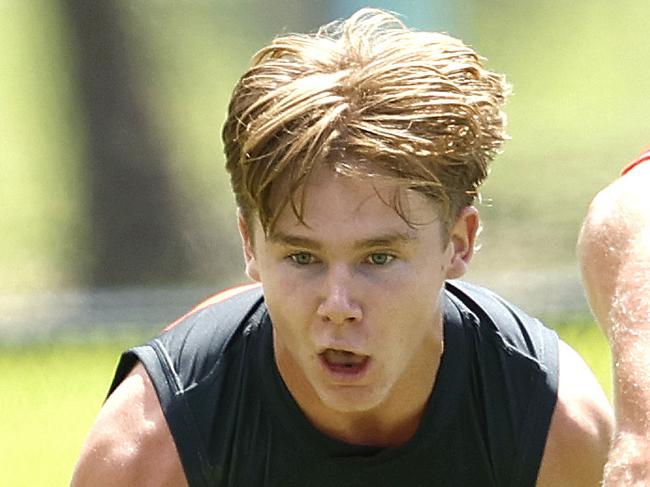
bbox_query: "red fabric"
[162,282,261,332]
[622,146,650,175]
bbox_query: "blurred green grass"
[0,339,134,487]
[1,318,611,487]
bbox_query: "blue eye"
[289,252,315,265]
[366,253,395,265]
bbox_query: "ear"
[445,206,480,280]
[237,210,261,282]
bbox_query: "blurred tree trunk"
[61,0,189,286]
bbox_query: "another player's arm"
[578,161,650,486]
[71,363,188,487]
[536,340,614,487]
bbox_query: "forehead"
[266,167,443,239]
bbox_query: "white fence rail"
[0,271,591,344]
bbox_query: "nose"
[316,265,362,325]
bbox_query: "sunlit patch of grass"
[0,339,135,486]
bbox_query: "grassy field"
[0,338,138,487]
[1,318,611,486]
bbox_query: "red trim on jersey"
[622,146,650,175]
[162,282,262,332]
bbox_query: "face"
[239,167,478,417]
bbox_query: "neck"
[274,317,444,448]
[310,349,442,447]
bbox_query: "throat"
[313,403,428,448]
[272,324,444,448]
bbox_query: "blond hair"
[223,8,509,233]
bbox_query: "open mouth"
[319,349,370,377]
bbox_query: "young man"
[72,9,613,486]
[578,148,650,486]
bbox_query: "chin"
[317,385,386,414]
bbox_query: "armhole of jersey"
[105,284,265,487]
[509,327,560,487]
[445,280,562,485]
[107,344,211,487]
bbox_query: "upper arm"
[578,163,650,330]
[71,362,188,487]
[536,340,614,487]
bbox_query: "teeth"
[323,349,367,366]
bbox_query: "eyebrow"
[267,230,418,250]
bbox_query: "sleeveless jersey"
[109,280,559,487]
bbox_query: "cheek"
[262,275,317,333]
[371,267,443,328]
[263,268,317,305]
[381,261,446,299]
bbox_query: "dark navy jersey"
[109,280,559,487]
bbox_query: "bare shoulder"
[583,162,650,229]
[536,340,614,487]
[71,362,187,487]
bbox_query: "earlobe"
[445,206,480,280]
[237,211,261,282]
